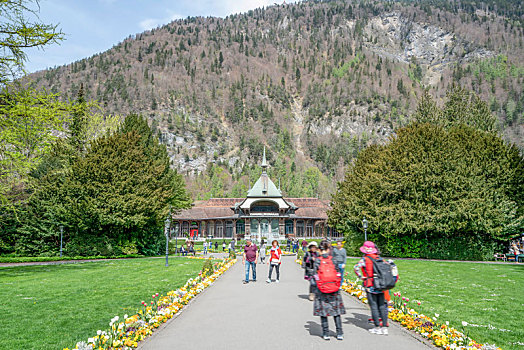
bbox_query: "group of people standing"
[242,239,283,284]
[303,239,392,340]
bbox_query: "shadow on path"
[297,294,310,300]
[344,312,372,330]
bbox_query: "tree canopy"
[0,0,64,84]
[329,88,524,260]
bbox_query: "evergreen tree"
[69,83,87,155]
[329,89,524,260]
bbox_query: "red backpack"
[316,255,341,293]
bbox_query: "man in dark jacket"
[303,241,318,301]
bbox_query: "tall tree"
[0,0,64,84]
[330,89,524,260]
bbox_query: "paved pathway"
[140,256,433,350]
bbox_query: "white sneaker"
[276,279,280,283]
[380,327,388,335]
[368,327,381,334]
[266,279,271,283]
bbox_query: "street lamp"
[171,226,178,256]
[164,216,171,267]
[362,217,368,241]
[59,225,64,258]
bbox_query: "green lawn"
[0,257,203,350]
[347,258,523,350]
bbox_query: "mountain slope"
[28,0,524,198]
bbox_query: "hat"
[359,241,377,254]
[308,241,318,248]
[246,238,252,242]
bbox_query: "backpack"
[316,255,341,293]
[365,256,398,291]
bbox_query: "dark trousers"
[268,263,280,280]
[320,315,343,337]
[368,292,388,327]
[308,278,316,294]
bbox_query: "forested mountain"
[27,0,524,199]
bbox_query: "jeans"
[308,277,316,294]
[245,261,256,282]
[320,315,342,337]
[268,263,280,280]
[203,247,207,255]
[368,292,388,327]
[338,265,345,287]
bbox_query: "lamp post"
[172,226,178,256]
[362,217,368,241]
[164,216,171,267]
[59,225,64,258]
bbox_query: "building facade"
[171,149,340,241]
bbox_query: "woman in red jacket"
[353,241,389,336]
[266,240,282,283]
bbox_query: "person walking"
[259,239,267,264]
[214,241,218,251]
[354,241,389,335]
[203,241,208,255]
[301,239,308,252]
[303,241,319,301]
[266,240,282,283]
[242,239,258,284]
[229,239,235,254]
[332,240,347,287]
[313,240,345,340]
[222,241,226,252]
[286,239,291,251]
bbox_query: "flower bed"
[65,257,236,350]
[296,258,500,350]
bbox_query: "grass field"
[347,258,523,350]
[0,257,203,350]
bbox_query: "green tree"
[0,85,71,206]
[330,90,524,260]
[0,0,64,84]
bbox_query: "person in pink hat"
[353,241,389,335]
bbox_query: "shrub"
[229,250,236,259]
[121,242,139,255]
[202,258,214,277]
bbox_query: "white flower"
[435,313,439,318]
[124,314,128,319]
[446,321,449,326]
[462,321,468,327]
[97,330,102,336]
[88,338,94,343]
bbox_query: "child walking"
[266,240,282,283]
[313,240,345,340]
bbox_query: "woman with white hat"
[303,241,319,301]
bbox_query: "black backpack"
[365,256,398,291]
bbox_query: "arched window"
[250,201,279,213]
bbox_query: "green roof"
[247,173,282,197]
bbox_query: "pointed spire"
[261,146,268,170]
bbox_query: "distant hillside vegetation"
[27,0,524,199]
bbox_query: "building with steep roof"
[171,148,339,241]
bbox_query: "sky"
[25,0,287,73]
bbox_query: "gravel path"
[139,256,433,350]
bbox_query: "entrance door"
[259,219,269,241]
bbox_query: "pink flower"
[151,301,154,305]
[417,301,421,305]
[406,298,410,302]
[155,293,159,297]
[402,297,406,301]
[403,303,407,306]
